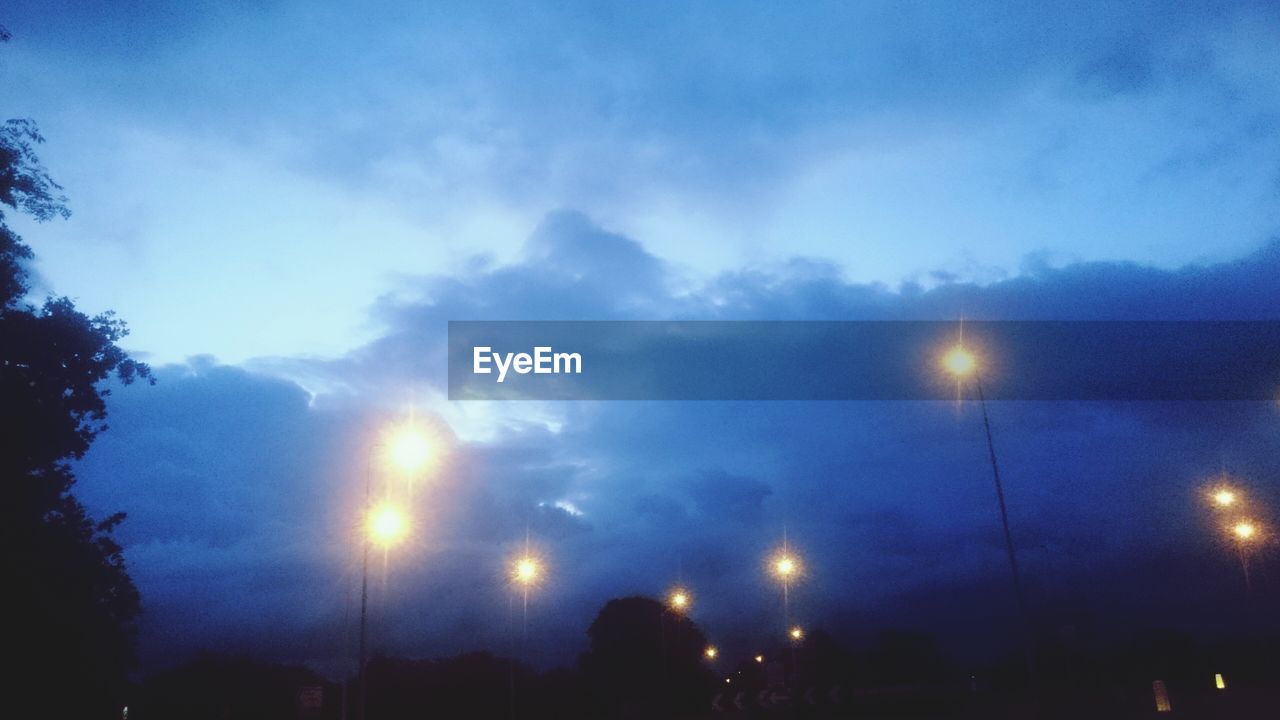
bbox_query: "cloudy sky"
[3,1,1279,673]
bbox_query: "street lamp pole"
[355,424,428,720]
[975,376,1035,687]
[358,446,376,720]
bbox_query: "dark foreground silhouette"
[126,607,1279,720]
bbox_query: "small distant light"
[789,626,804,641]
[1153,680,1172,713]
[754,655,764,663]
[725,677,731,684]
[704,646,718,660]
[1215,673,1226,690]
[1212,489,1236,507]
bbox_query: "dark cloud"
[74,212,1280,675]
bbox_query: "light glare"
[943,345,977,377]
[772,552,799,580]
[387,425,432,473]
[514,556,540,586]
[1232,521,1257,541]
[367,504,408,547]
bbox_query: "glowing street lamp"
[386,423,432,473]
[704,645,719,660]
[942,344,977,378]
[768,544,803,641]
[937,335,1034,687]
[773,554,798,581]
[789,626,804,642]
[1232,521,1257,542]
[1227,518,1263,598]
[367,503,409,547]
[754,655,764,664]
[1212,489,1238,508]
[358,419,431,720]
[513,555,541,587]
[668,587,692,613]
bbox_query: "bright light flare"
[1232,521,1258,542]
[770,551,801,581]
[942,345,977,378]
[512,555,541,587]
[704,646,718,660]
[668,588,691,613]
[386,424,432,473]
[1212,489,1237,508]
[1215,673,1226,690]
[754,655,764,663]
[789,626,804,641]
[367,503,408,547]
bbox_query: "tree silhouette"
[579,596,716,716]
[1,112,151,716]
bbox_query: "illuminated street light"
[513,555,541,587]
[386,424,432,473]
[789,626,804,642]
[1212,489,1237,508]
[367,503,409,547]
[668,587,691,613]
[773,554,798,580]
[768,544,803,641]
[704,646,719,660]
[359,419,434,720]
[1232,521,1257,541]
[1226,518,1265,596]
[942,344,977,378]
[754,655,764,664]
[935,333,1035,688]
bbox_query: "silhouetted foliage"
[579,596,717,717]
[1,107,151,716]
[333,652,592,720]
[135,654,340,720]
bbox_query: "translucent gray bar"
[447,321,1280,401]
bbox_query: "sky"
[2,1,1280,675]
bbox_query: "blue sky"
[3,1,1280,673]
[5,1,1280,363]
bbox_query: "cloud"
[69,212,1280,674]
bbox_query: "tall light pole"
[769,545,801,631]
[358,502,408,719]
[358,423,430,720]
[508,539,544,720]
[1230,520,1259,594]
[942,343,1035,687]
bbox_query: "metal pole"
[358,448,376,720]
[975,376,1036,689]
[358,541,370,720]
